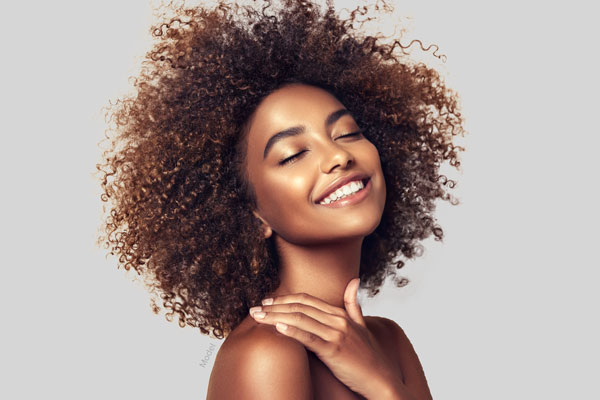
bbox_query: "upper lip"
[314,172,370,204]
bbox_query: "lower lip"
[317,179,372,208]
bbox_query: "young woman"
[97,1,464,399]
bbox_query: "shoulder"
[366,315,415,353]
[365,315,400,336]
[207,316,313,400]
[364,315,404,349]
[366,315,433,400]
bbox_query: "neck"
[267,235,363,309]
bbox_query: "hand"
[249,278,408,399]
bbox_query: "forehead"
[246,84,345,144]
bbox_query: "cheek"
[363,143,386,205]
[356,141,384,178]
[367,143,383,173]
[367,141,382,163]
[254,170,311,219]
[262,171,307,198]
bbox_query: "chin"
[358,216,383,237]
[275,224,377,246]
[324,216,383,242]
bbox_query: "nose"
[319,141,354,173]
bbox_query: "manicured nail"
[252,312,265,319]
[276,322,288,331]
[249,306,262,315]
[262,298,273,305]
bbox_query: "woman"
[97,0,463,399]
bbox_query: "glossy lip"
[313,172,370,204]
[317,178,372,208]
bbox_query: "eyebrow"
[262,108,352,159]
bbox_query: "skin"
[207,84,433,399]
[245,83,387,309]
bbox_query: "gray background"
[1,0,597,398]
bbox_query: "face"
[244,83,386,245]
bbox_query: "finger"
[250,310,342,343]
[344,278,366,328]
[252,302,347,330]
[262,292,346,317]
[273,321,335,357]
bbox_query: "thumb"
[344,278,366,327]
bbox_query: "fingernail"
[262,298,273,305]
[252,312,265,319]
[276,322,288,331]
[249,306,262,315]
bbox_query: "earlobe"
[252,210,273,239]
[263,226,273,239]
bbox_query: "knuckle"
[328,343,342,356]
[339,318,349,331]
[293,312,303,322]
[290,303,300,312]
[333,316,349,331]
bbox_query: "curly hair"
[97,0,464,339]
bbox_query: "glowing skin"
[244,83,387,308]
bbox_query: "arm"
[206,327,314,400]
[379,317,434,400]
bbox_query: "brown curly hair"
[97,0,464,339]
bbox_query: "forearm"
[367,371,417,400]
[377,381,417,400]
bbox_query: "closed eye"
[335,128,366,140]
[278,150,307,166]
[277,128,366,166]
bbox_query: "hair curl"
[97,0,464,339]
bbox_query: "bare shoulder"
[364,315,400,340]
[366,315,416,352]
[207,316,313,400]
[366,315,433,400]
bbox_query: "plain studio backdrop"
[1,0,597,398]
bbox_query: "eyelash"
[278,128,366,166]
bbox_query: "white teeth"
[319,180,365,205]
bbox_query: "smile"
[318,178,371,208]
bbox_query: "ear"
[252,210,273,239]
